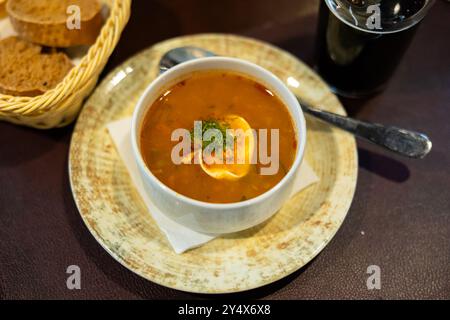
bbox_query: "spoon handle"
[299,101,432,159]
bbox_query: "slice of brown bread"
[7,0,103,47]
[0,36,73,96]
[0,0,7,19]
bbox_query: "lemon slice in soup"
[200,115,255,181]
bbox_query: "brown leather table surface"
[0,0,449,300]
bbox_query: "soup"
[140,70,297,203]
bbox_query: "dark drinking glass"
[315,0,435,98]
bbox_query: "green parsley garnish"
[191,119,233,150]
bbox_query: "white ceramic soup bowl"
[131,57,306,234]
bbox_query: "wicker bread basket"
[0,0,131,129]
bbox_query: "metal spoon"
[159,47,432,159]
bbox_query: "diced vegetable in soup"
[140,71,297,203]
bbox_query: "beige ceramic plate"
[69,34,358,294]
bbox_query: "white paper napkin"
[108,117,319,254]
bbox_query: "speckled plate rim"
[69,33,358,294]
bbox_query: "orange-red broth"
[140,71,297,203]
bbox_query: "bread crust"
[0,0,7,19]
[6,0,104,47]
